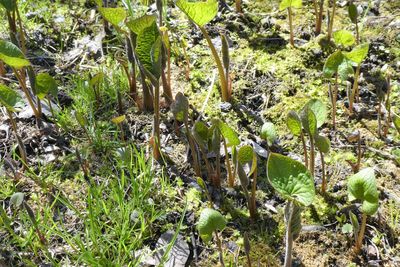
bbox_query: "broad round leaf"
[348,168,379,215]
[98,7,127,29]
[267,153,315,206]
[323,51,344,78]
[314,134,330,153]
[333,30,355,47]
[300,107,317,136]
[303,99,327,128]
[343,43,369,64]
[10,192,24,207]
[197,208,226,240]
[260,122,277,146]
[171,92,189,122]
[279,0,302,10]
[35,73,58,99]
[0,84,20,111]
[0,40,30,68]
[237,145,254,164]
[286,110,302,136]
[176,0,218,27]
[215,120,240,147]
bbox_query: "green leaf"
[111,115,126,124]
[343,43,369,64]
[323,51,344,78]
[98,7,127,29]
[267,153,315,206]
[300,107,317,136]
[197,208,226,241]
[0,84,20,111]
[192,121,209,150]
[314,134,330,153]
[342,223,353,234]
[75,111,87,127]
[393,112,400,134]
[215,120,240,147]
[126,14,156,35]
[348,168,379,215]
[333,30,355,47]
[171,92,189,122]
[303,99,327,128]
[285,203,302,240]
[279,0,302,10]
[0,40,30,68]
[0,0,16,11]
[89,72,104,87]
[338,57,354,80]
[238,145,254,164]
[10,192,24,207]
[348,4,358,24]
[349,210,359,239]
[286,110,302,136]
[176,0,218,27]
[260,122,277,146]
[35,73,58,99]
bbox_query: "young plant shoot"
[279,0,302,47]
[287,110,308,168]
[347,168,379,254]
[197,208,227,267]
[314,134,330,193]
[177,0,231,102]
[267,153,315,267]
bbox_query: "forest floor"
[0,0,400,266]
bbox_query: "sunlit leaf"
[197,208,226,242]
[323,51,344,78]
[393,112,400,134]
[111,115,126,124]
[343,43,369,64]
[0,40,30,68]
[216,120,240,147]
[348,168,379,215]
[98,7,127,29]
[0,84,20,111]
[279,0,302,10]
[287,111,302,136]
[303,99,327,128]
[300,107,317,136]
[35,73,58,99]
[314,134,330,153]
[333,30,355,47]
[260,122,277,146]
[10,192,24,207]
[176,0,218,27]
[171,92,189,122]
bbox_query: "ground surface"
[0,0,400,266]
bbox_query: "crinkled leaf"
[197,208,226,239]
[0,84,20,111]
[348,168,379,215]
[10,192,24,207]
[215,120,240,147]
[287,110,302,136]
[35,73,58,99]
[260,122,277,146]
[343,43,369,64]
[323,51,344,78]
[0,40,30,68]
[0,0,16,11]
[300,107,317,136]
[126,15,156,35]
[238,145,253,164]
[176,0,218,27]
[314,134,330,153]
[348,4,358,24]
[333,30,355,47]
[267,153,315,206]
[98,7,127,29]
[303,99,327,128]
[111,115,125,124]
[171,92,189,122]
[279,0,302,10]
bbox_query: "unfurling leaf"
[89,72,105,88]
[303,99,327,128]
[176,0,218,27]
[267,153,315,206]
[171,92,189,123]
[314,135,330,153]
[0,40,30,68]
[286,111,302,136]
[348,4,358,24]
[35,73,58,99]
[0,84,21,112]
[300,107,317,136]
[348,168,379,215]
[197,208,226,242]
[260,122,277,146]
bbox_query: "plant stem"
[356,131,361,172]
[6,109,27,168]
[214,231,225,267]
[250,167,258,220]
[152,82,161,159]
[284,201,294,267]
[199,26,229,102]
[223,139,234,187]
[235,0,242,13]
[127,33,138,102]
[15,5,26,55]
[185,120,201,177]
[354,213,367,254]
[13,68,41,119]
[288,7,294,47]
[384,75,391,137]
[140,68,154,111]
[300,132,308,169]
[320,151,326,193]
[309,136,315,177]
[355,21,360,44]
[349,64,361,114]
[316,0,324,35]
[327,0,336,42]
[331,73,339,129]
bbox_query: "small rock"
[153,231,190,267]
[220,102,232,112]
[367,245,377,258]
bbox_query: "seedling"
[197,177,213,207]
[348,3,360,44]
[267,153,315,267]
[177,0,232,102]
[0,84,27,167]
[35,72,58,118]
[9,192,48,245]
[171,92,201,176]
[279,0,302,47]
[347,168,379,254]
[197,208,227,266]
[300,106,317,176]
[287,110,308,168]
[89,72,104,106]
[234,145,258,220]
[314,134,330,193]
[260,121,277,149]
[111,115,126,142]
